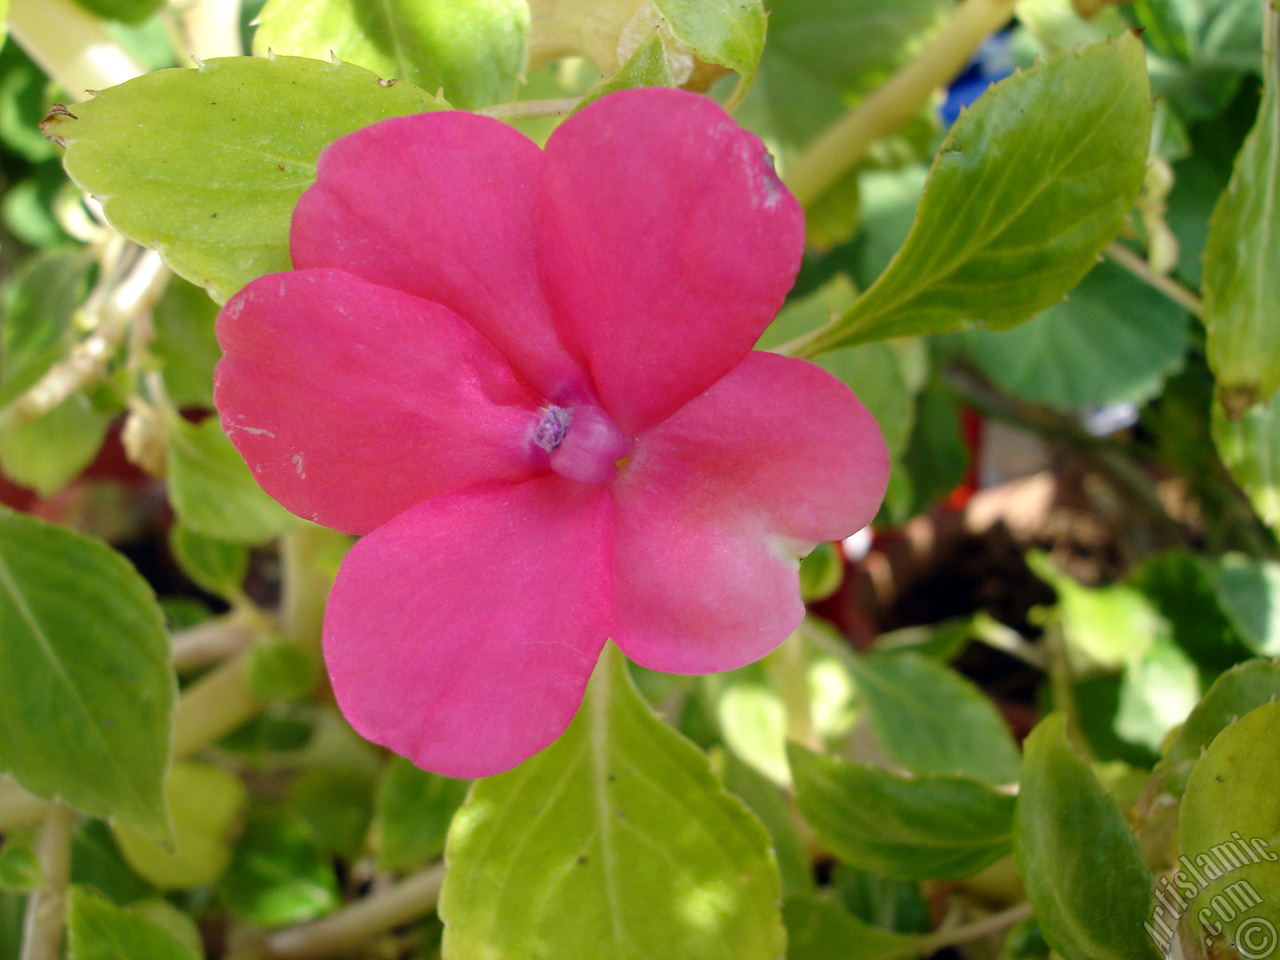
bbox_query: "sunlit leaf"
[48,56,445,303]
[66,887,197,960]
[441,644,784,960]
[253,0,528,109]
[1179,700,1280,955]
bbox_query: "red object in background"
[945,407,984,511]
[0,417,152,519]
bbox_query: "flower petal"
[215,269,541,536]
[539,89,805,432]
[323,477,612,778]
[611,352,889,673]
[290,111,581,400]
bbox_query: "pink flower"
[214,89,889,778]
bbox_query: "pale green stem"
[478,96,582,120]
[904,901,1034,958]
[0,778,49,832]
[0,252,170,433]
[171,612,261,675]
[782,0,1017,208]
[971,612,1047,670]
[766,630,818,751]
[172,650,262,760]
[1043,620,1092,760]
[8,0,143,98]
[279,527,343,651]
[1104,241,1204,318]
[18,803,75,960]
[227,865,446,960]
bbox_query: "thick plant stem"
[783,0,1017,207]
[8,0,143,98]
[171,612,262,674]
[18,803,75,960]
[1104,242,1204,318]
[0,252,171,433]
[172,650,262,760]
[908,901,1034,957]
[0,778,49,832]
[766,630,818,751]
[279,527,345,651]
[229,865,446,960]
[479,96,581,120]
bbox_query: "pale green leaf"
[804,35,1153,353]
[652,0,765,104]
[1203,9,1280,415]
[846,651,1021,785]
[1029,551,1167,672]
[152,277,221,409]
[1113,634,1200,754]
[48,56,445,303]
[168,524,249,602]
[720,754,813,898]
[964,259,1190,410]
[783,895,920,960]
[374,757,469,873]
[581,32,677,104]
[0,507,174,838]
[1014,714,1160,960]
[0,393,112,496]
[67,887,197,960]
[1214,389,1280,537]
[245,637,320,703]
[165,415,299,544]
[440,644,785,960]
[0,246,96,407]
[112,762,247,890]
[1210,555,1280,656]
[1159,659,1280,795]
[253,0,528,109]
[1179,700,1280,953]
[0,839,41,893]
[789,745,1015,880]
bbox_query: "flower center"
[533,404,632,485]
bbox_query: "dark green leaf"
[804,36,1152,351]
[165,415,299,544]
[0,507,173,838]
[218,813,339,928]
[790,745,1015,880]
[374,757,469,873]
[846,651,1021,785]
[1013,714,1160,960]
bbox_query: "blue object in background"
[940,29,1014,127]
